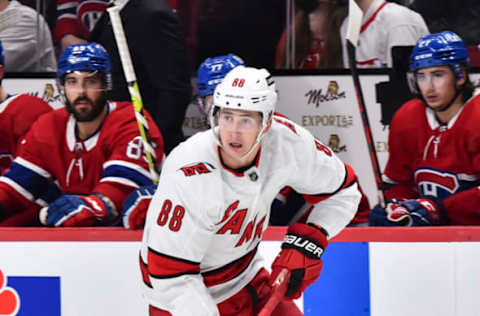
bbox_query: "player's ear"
[456,69,467,87]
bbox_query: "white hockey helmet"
[210,66,277,129]
[210,66,277,157]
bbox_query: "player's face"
[416,66,464,110]
[218,108,263,167]
[64,71,107,122]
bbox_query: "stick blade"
[345,0,363,47]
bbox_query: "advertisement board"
[1,227,480,316]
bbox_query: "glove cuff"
[419,196,448,225]
[81,194,118,224]
[282,223,328,259]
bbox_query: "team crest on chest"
[414,168,459,198]
[216,200,266,247]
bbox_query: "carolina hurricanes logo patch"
[179,162,215,177]
[414,168,459,198]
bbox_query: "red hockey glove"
[122,185,156,229]
[270,223,328,299]
[42,194,116,227]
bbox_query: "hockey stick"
[346,0,385,206]
[107,3,159,184]
[258,269,289,316]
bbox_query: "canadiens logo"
[327,134,347,153]
[414,168,459,198]
[179,162,215,176]
[78,1,108,32]
[304,81,346,108]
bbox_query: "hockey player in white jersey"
[140,66,361,315]
[340,0,429,68]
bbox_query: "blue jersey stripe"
[3,162,51,199]
[103,165,153,187]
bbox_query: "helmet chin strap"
[238,125,268,159]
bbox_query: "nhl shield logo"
[247,171,258,182]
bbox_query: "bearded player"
[0,42,163,226]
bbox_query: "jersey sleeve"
[93,111,164,211]
[383,103,419,200]
[139,171,219,315]
[441,128,480,225]
[284,120,361,237]
[0,95,53,174]
[0,123,60,217]
[53,0,82,43]
[11,95,53,150]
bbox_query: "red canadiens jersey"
[0,101,163,216]
[54,0,108,43]
[0,94,53,174]
[384,94,480,224]
[54,0,178,43]
[139,114,361,314]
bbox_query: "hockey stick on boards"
[346,0,385,207]
[107,3,159,184]
[258,269,289,316]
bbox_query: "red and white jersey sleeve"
[140,114,361,313]
[0,94,53,174]
[92,103,164,210]
[340,0,429,68]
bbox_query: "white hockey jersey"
[139,115,361,315]
[340,0,429,68]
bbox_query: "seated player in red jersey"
[0,42,163,227]
[0,39,54,175]
[0,40,54,226]
[370,31,480,226]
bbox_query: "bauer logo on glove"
[283,234,324,259]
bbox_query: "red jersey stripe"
[148,248,200,278]
[360,1,388,33]
[202,247,257,287]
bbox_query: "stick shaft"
[345,0,385,206]
[107,6,159,184]
[258,269,289,316]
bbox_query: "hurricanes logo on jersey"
[216,200,266,248]
[414,168,459,199]
[179,162,215,177]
